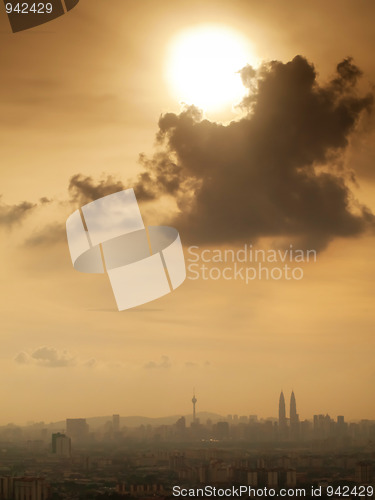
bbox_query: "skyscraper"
[113,414,120,433]
[66,418,89,442]
[279,391,286,425]
[290,391,297,422]
[278,391,287,439]
[289,390,300,440]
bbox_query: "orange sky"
[0,0,374,425]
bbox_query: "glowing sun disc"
[166,25,255,111]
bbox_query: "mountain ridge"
[48,411,224,430]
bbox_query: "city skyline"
[2,390,372,427]
[0,412,373,499]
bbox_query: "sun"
[166,24,256,112]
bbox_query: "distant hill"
[48,412,224,430]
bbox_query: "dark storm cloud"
[22,57,374,251]
[68,174,126,206]
[133,152,184,201]
[0,197,36,227]
[330,57,363,91]
[68,170,167,206]
[134,56,374,249]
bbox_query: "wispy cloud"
[0,197,36,228]
[68,174,126,207]
[144,355,171,369]
[14,346,97,369]
[24,222,66,247]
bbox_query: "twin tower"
[279,390,299,427]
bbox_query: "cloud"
[14,348,100,369]
[14,352,30,364]
[24,222,66,247]
[144,355,171,369]
[22,174,128,247]
[68,174,126,206]
[18,57,375,252]
[83,358,97,368]
[133,56,374,250]
[23,174,126,246]
[185,361,198,368]
[0,197,36,228]
[15,347,76,368]
[39,197,52,204]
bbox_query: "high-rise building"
[290,391,299,424]
[15,478,50,500]
[290,391,297,422]
[278,391,288,439]
[279,391,286,425]
[175,416,186,437]
[0,477,49,500]
[52,433,71,457]
[289,391,300,440]
[112,414,120,433]
[355,462,372,484]
[66,418,89,442]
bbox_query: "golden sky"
[0,0,375,425]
